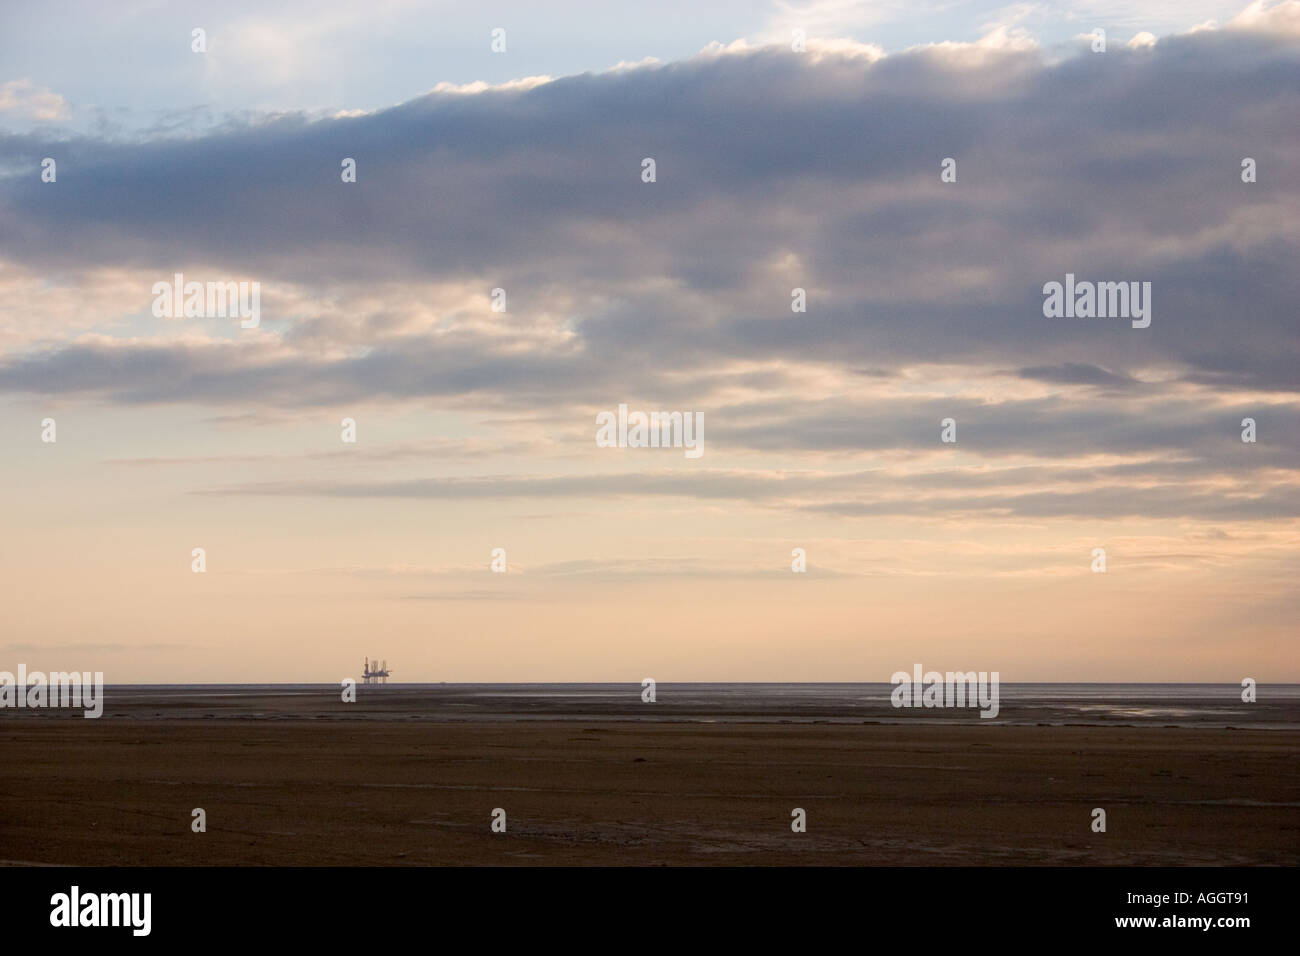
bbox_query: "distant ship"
[362,657,391,684]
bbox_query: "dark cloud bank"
[0,25,1296,519]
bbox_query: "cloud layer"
[0,11,1296,522]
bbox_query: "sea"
[44,682,1300,729]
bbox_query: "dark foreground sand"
[2,719,1297,865]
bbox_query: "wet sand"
[2,716,1297,865]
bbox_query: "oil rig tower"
[362,657,391,684]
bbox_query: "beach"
[1,685,1296,866]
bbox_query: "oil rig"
[362,657,391,684]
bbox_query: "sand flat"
[1,718,1296,865]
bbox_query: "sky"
[0,1,1297,682]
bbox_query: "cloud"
[1015,363,1139,389]
[0,79,68,121]
[197,444,1300,520]
[0,23,1294,402]
[1228,0,1300,33]
[0,14,1295,527]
